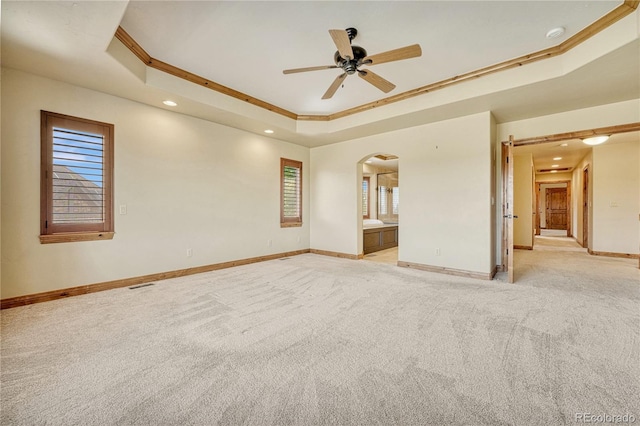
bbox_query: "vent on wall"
[537,167,572,173]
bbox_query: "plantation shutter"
[41,111,114,237]
[392,186,399,215]
[52,127,105,224]
[379,186,388,215]
[280,158,302,226]
[362,177,370,218]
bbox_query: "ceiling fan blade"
[283,65,338,74]
[329,29,354,60]
[322,73,348,99]
[357,70,396,93]
[362,44,422,66]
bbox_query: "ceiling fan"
[283,28,422,100]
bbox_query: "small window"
[362,177,370,219]
[280,158,302,227]
[40,111,114,243]
[379,185,388,215]
[392,186,400,215]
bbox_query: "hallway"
[510,235,639,297]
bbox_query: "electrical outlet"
[297,236,301,243]
[119,205,127,215]
[268,240,272,247]
[435,248,441,256]
[187,248,193,257]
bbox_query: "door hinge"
[506,157,509,163]
[45,220,48,229]
[506,249,509,255]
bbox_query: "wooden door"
[546,188,567,229]
[501,138,514,283]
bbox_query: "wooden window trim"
[280,158,302,227]
[40,111,114,243]
[363,176,370,219]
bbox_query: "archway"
[358,153,399,265]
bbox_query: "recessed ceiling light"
[546,27,566,39]
[560,143,569,147]
[264,129,274,134]
[553,157,562,160]
[365,160,372,164]
[551,164,559,168]
[550,170,558,173]
[582,135,609,145]
[163,100,177,107]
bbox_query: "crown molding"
[115,1,638,123]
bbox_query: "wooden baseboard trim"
[397,261,493,280]
[490,265,499,279]
[309,249,361,260]
[0,249,311,310]
[587,249,639,259]
[514,245,533,250]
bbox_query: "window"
[379,185,388,215]
[280,158,302,227]
[362,176,370,219]
[392,186,400,215]
[40,111,114,243]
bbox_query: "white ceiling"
[2,0,638,174]
[118,0,620,116]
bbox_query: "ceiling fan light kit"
[283,27,422,99]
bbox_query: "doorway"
[500,122,640,281]
[361,154,399,265]
[536,181,571,237]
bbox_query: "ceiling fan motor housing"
[334,45,367,74]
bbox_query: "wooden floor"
[363,247,398,265]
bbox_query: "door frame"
[536,180,571,237]
[501,137,514,283]
[582,166,589,248]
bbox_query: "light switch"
[119,205,127,215]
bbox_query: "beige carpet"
[1,242,638,425]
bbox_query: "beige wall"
[514,153,533,247]
[572,152,593,247]
[1,68,310,298]
[311,112,494,275]
[592,140,640,254]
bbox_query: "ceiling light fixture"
[550,170,558,173]
[546,27,566,39]
[264,129,274,134]
[582,135,609,145]
[553,157,562,160]
[552,164,559,168]
[560,143,569,147]
[163,100,177,106]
